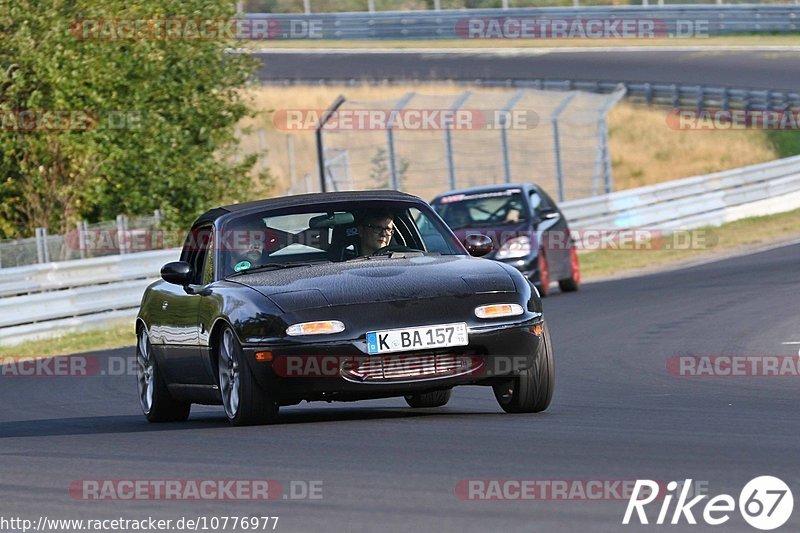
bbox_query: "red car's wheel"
[536,250,550,297]
[559,246,581,292]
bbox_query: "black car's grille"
[341,354,483,383]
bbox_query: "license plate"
[366,323,469,355]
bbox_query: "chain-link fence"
[314,86,625,202]
[0,212,164,269]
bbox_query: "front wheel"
[136,327,191,422]
[493,321,554,413]
[405,389,452,408]
[217,326,279,426]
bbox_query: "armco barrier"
[0,249,180,345]
[0,249,179,298]
[560,155,800,231]
[243,5,800,40]
[2,155,800,345]
[260,78,800,114]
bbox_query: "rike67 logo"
[623,477,793,530]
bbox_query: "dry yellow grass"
[580,207,800,279]
[237,84,782,196]
[607,103,778,189]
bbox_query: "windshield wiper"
[226,262,317,278]
[342,255,386,263]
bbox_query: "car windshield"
[433,189,528,230]
[219,201,463,277]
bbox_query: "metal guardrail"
[244,5,800,39]
[264,78,800,113]
[477,80,800,112]
[0,249,179,299]
[562,155,800,232]
[242,0,800,16]
[0,249,179,345]
[1,155,800,345]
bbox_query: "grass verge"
[580,207,800,279]
[3,208,799,356]
[0,319,135,359]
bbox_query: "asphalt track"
[255,49,800,91]
[1,242,798,532]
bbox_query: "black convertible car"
[136,191,554,425]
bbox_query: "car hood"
[230,255,517,312]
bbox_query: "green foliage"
[0,0,270,239]
[369,146,409,189]
[765,131,800,159]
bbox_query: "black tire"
[217,326,279,426]
[137,328,191,423]
[493,321,555,413]
[404,389,452,408]
[558,279,579,292]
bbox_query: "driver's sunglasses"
[363,223,395,236]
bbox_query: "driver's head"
[230,219,267,271]
[445,204,470,229]
[357,208,395,255]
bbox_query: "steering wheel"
[372,245,423,256]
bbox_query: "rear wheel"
[558,246,581,293]
[217,326,279,426]
[136,328,191,422]
[405,389,452,408]
[493,321,554,413]
[534,250,550,298]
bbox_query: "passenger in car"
[357,208,396,255]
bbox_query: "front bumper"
[489,253,541,283]
[242,316,544,402]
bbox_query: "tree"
[369,146,409,190]
[0,0,271,239]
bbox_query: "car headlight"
[286,320,345,336]
[474,304,524,319]
[494,236,531,260]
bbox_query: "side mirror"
[161,261,194,286]
[464,234,493,257]
[538,208,559,221]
